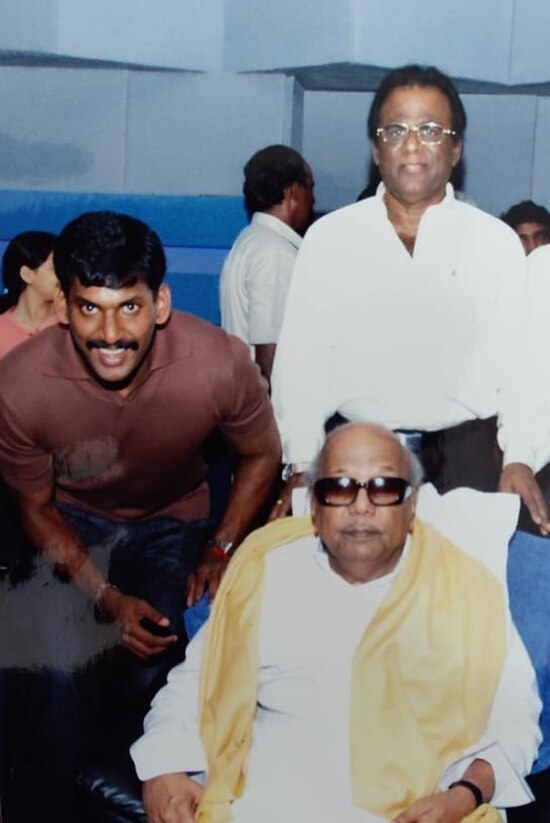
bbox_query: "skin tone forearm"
[254,343,276,389]
[186,419,281,605]
[393,758,495,823]
[16,485,177,659]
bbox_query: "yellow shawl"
[197,516,506,823]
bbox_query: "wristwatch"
[281,462,310,482]
[206,537,235,562]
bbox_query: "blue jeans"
[4,506,212,823]
[59,504,212,728]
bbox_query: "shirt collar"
[375,181,456,212]
[251,211,302,250]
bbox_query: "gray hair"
[307,422,424,489]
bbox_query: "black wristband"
[448,780,483,808]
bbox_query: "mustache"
[86,339,139,351]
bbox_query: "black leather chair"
[75,744,145,823]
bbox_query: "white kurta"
[271,184,549,470]
[220,212,301,351]
[132,520,540,822]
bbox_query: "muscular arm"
[15,483,177,659]
[186,418,281,604]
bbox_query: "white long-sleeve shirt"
[271,184,549,470]
[132,516,540,823]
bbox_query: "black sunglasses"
[313,476,412,508]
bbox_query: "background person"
[220,144,314,386]
[501,200,550,256]
[0,230,57,358]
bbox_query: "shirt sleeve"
[130,623,208,780]
[0,381,53,493]
[215,333,276,443]
[247,243,297,345]
[496,238,550,470]
[438,620,542,809]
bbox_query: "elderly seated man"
[131,422,540,823]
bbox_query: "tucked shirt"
[271,184,547,469]
[220,212,301,352]
[0,311,274,522]
[131,523,540,823]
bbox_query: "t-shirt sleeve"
[215,334,276,443]
[0,387,53,493]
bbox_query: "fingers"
[186,560,227,607]
[118,597,178,658]
[499,463,550,535]
[268,488,292,521]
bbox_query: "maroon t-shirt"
[0,311,274,522]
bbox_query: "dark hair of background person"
[0,230,56,313]
[54,210,166,297]
[500,200,550,229]
[367,64,467,143]
[243,144,309,217]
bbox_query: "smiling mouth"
[94,347,134,368]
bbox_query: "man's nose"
[100,311,122,344]
[403,128,421,150]
[350,486,375,514]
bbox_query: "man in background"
[220,144,314,386]
[501,200,550,256]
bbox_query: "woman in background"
[0,230,57,358]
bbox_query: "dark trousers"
[2,507,211,823]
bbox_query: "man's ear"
[451,137,463,168]
[155,283,172,326]
[54,284,69,324]
[408,488,419,532]
[371,143,380,167]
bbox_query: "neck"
[383,187,446,255]
[11,290,57,331]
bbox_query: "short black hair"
[1,230,56,312]
[368,64,467,142]
[54,211,166,297]
[243,144,309,216]
[500,200,550,229]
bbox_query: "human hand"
[499,462,550,536]
[101,588,177,659]
[143,772,203,823]
[392,787,477,823]
[185,544,229,607]
[268,473,307,520]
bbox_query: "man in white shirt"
[220,144,314,384]
[270,64,550,536]
[132,423,540,823]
